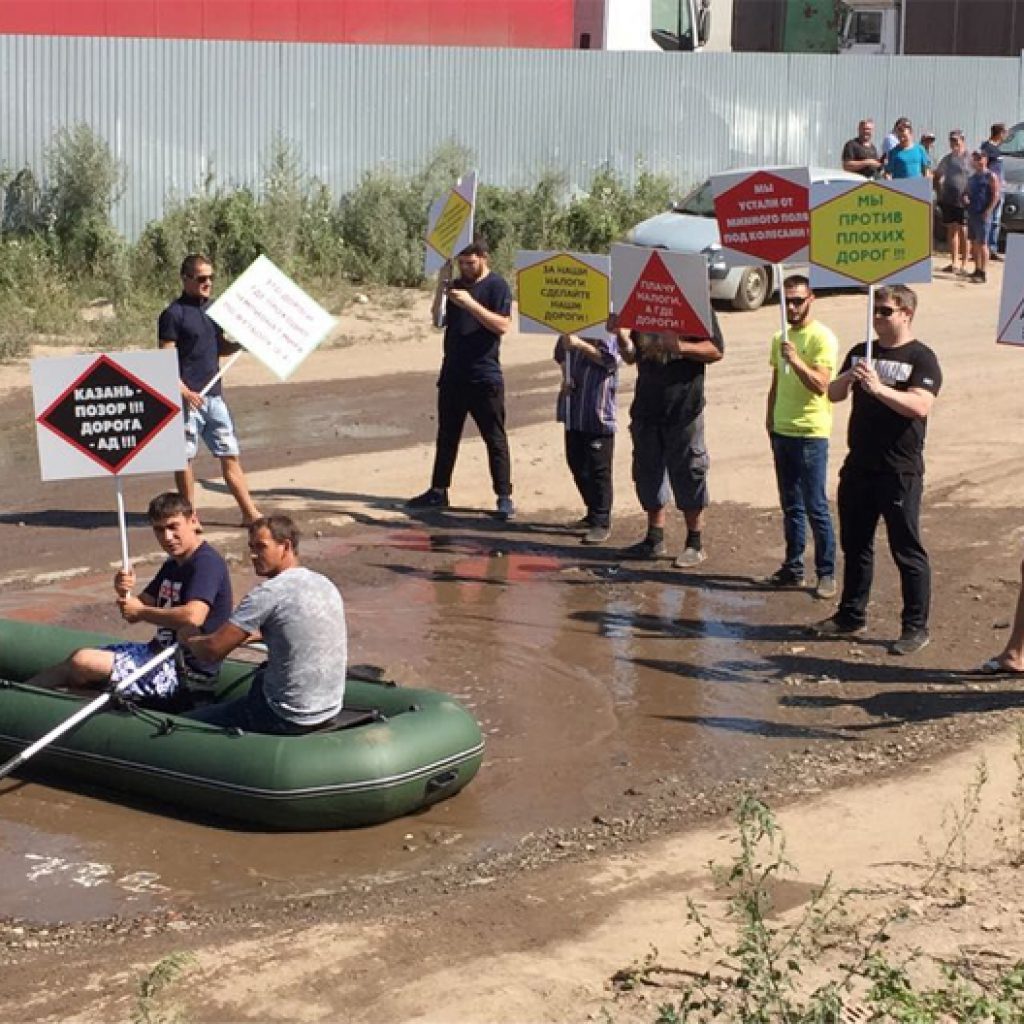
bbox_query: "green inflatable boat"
[0,618,484,830]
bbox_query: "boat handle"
[425,769,458,794]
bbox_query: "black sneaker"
[969,270,987,284]
[406,488,449,510]
[889,627,930,656]
[764,567,804,588]
[581,524,611,545]
[623,536,666,560]
[496,496,516,521]
[809,615,866,638]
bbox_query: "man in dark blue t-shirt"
[406,241,516,520]
[158,253,260,525]
[980,122,1007,259]
[29,493,233,708]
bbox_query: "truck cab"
[838,0,900,54]
[580,0,712,50]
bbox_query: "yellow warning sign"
[810,180,932,286]
[427,192,473,260]
[516,253,610,337]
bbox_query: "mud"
[1,341,1023,942]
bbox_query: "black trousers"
[430,379,512,496]
[837,468,930,631]
[564,430,614,526]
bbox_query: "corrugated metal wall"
[1,34,1019,239]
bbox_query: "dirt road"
[2,261,1024,1021]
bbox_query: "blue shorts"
[184,395,241,460]
[967,213,991,243]
[108,642,180,700]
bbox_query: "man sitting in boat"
[29,493,232,708]
[181,514,348,735]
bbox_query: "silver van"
[626,166,864,310]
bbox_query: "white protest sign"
[610,244,712,336]
[997,234,1024,346]
[32,350,185,482]
[711,167,811,266]
[424,171,478,275]
[206,255,337,380]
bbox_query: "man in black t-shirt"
[811,285,942,656]
[29,493,232,708]
[615,311,724,568]
[406,241,516,520]
[842,119,883,179]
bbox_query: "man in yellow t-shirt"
[765,275,839,598]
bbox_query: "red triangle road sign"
[617,251,708,336]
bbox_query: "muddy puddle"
[0,520,811,927]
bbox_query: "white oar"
[0,644,178,781]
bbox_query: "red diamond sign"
[711,168,810,265]
[32,353,183,479]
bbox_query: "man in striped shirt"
[554,332,621,544]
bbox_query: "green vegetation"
[132,951,196,1024]
[0,125,676,362]
[610,790,1024,1023]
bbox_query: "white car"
[626,166,865,311]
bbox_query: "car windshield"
[1001,124,1024,157]
[673,180,715,217]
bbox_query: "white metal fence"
[1,34,1018,239]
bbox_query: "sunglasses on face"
[873,305,897,317]
[187,274,214,284]
[784,295,809,307]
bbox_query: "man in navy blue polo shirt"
[158,253,260,525]
[406,241,516,520]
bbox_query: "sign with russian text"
[424,171,478,275]
[610,244,711,336]
[711,167,810,265]
[32,351,184,481]
[996,234,1024,346]
[206,255,336,380]
[809,178,932,289]
[515,251,611,340]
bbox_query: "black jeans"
[564,430,614,526]
[430,379,512,496]
[837,468,930,631]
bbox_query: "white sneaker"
[673,547,707,568]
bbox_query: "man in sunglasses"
[812,285,942,656]
[764,276,838,598]
[158,253,260,527]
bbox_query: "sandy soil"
[2,261,1024,1021]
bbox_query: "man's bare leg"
[220,455,260,525]
[28,648,114,690]
[993,559,1024,671]
[175,466,195,509]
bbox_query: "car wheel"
[731,266,769,311]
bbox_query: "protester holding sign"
[27,493,232,706]
[406,241,516,521]
[764,276,838,598]
[615,312,724,568]
[812,285,942,656]
[158,254,260,526]
[554,331,620,545]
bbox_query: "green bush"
[43,124,125,280]
[0,130,677,362]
